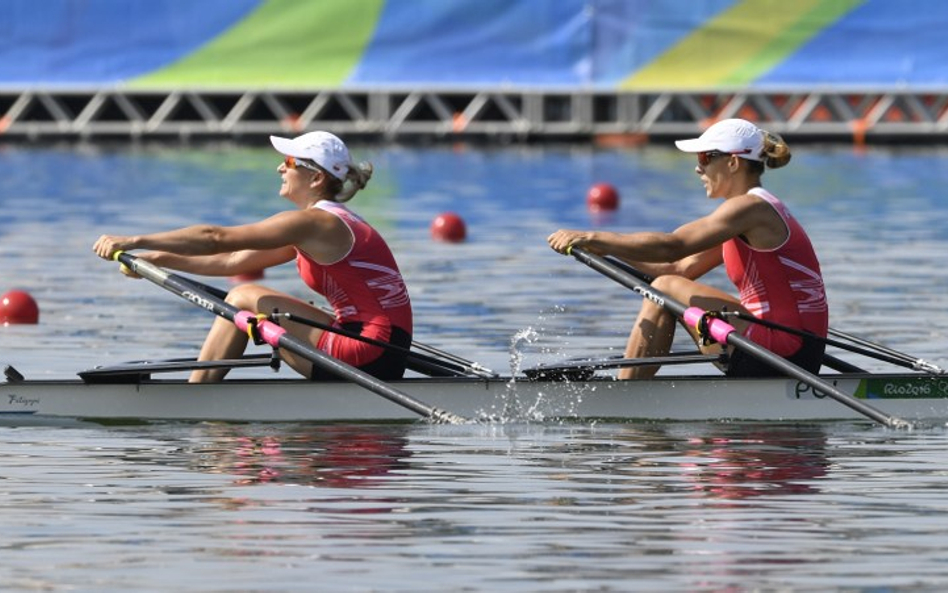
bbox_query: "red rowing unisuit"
[295,200,413,366]
[722,187,828,356]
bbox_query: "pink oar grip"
[683,307,735,344]
[234,311,287,347]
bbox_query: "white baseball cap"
[270,131,351,180]
[674,119,764,162]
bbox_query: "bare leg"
[190,283,334,383]
[190,315,251,382]
[618,275,752,380]
[619,300,678,380]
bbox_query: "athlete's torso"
[295,201,413,341]
[722,187,829,352]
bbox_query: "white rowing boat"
[2,371,947,424]
[5,252,939,427]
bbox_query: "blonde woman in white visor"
[548,119,828,379]
[94,131,413,383]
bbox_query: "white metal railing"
[3,87,948,142]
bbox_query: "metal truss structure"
[2,87,948,143]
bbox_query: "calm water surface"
[2,143,948,590]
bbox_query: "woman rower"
[547,118,828,379]
[93,131,413,383]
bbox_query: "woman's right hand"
[547,229,593,254]
[93,234,135,260]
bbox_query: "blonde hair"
[760,130,791,170]
[324,161,374,203]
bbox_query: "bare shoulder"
[714,192,777,220]
[723,191,767,209]
[292,206,354,261]
[273,207,344,231]
[718,192,788,247]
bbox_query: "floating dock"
[2,88,945,143]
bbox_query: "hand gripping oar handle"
[113,252,467,424]
[569,248,913,429]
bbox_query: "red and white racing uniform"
[295,200,413,369]
[722,187,828,357]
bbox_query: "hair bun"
[762,131,791,169]
[336,161,373,202]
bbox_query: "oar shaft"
[115,253,466,424]
[827,328,944,373]
[526,353,722,377]
[316,305,497,377]
[407,339,496,375]
[572,248,911,429]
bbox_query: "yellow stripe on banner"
[621,0,865,89]
[133,0,385,88]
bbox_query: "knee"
[639,275,687,320]
[224,283,264,309]
[650,274,684,294]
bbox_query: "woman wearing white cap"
[94,131,413,383]
[548,118,828,379]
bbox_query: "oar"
[407,340,497,378]
[308,308,497,378]
[524,352,723,381]
[728,311,943,374]
[603,255,943,375]
[570,248,912,429]
[79,354,278,382]
[826,327,945,374]
[112,252,467,424]
[177,276,497,378]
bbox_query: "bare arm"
[547,194,779,278]
[95,210,330,255]
[94,208,352,274]
[614,248,724,282]
[139,247,297,277]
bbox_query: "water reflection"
[668,423,829,500]
[2,420,943,590]
[152,421,831,503]
[174,424,411,488]
[519,423,831,502]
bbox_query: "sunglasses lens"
[284,156,296,169]
[697,151,727,167]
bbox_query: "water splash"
[483,325,603,424]
[508,326,540,378]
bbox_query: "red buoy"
[430,212,467,243]
[586,183,619,212]
[1,290,40,325]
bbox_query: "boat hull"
[3,373,948,424]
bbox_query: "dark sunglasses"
[697,148,752,167]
